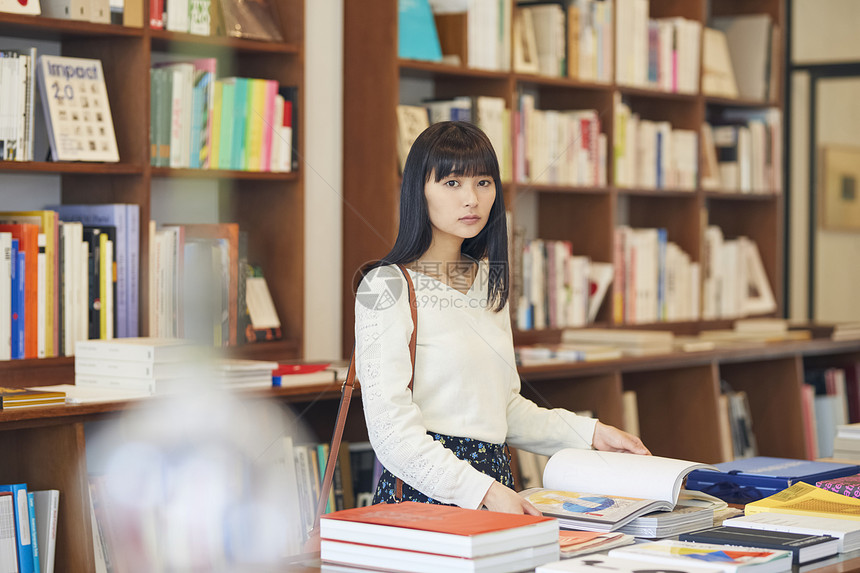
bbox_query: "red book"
[320,501,557,559]
[0,224,39,358]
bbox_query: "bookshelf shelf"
[615,84,699,102]
[0,161,145,175]
[0,2,305,568]
[0,15,144,39]
[150,167,300,181]
[704,191,781,201]
[616,187,698,197]
[398,59,510,80]
[513,73,611,91]
[515,183,611,195]
[704,95,775,107]
[149,29,301,55]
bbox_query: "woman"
[354,121,649,515]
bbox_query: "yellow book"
[244,78,267,172]
[745,482,860,521]
[0,211,57,357]
[99,232,108,339]
[210,81,223,168]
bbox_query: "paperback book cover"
[609,539,792,572]
[686,457,860,503]
[679,525,838,564]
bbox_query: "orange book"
[320,501,558,559]
[0,224,39,358]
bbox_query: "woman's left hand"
[592,421,651,455]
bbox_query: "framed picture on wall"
[820,144,860,231]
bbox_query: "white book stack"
[74,337,198,395]
[834,423,860,461]
[212,359,278,388]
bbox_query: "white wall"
[303,0,343,359]
[789,0,860,322]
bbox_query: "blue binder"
[685,457,860,504]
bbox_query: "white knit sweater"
[354,262,597,509]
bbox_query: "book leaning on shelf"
[36,55,119,163]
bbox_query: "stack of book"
[211,359,278,388]
[725,512,860,554]
[834,423,860,460]
[0,387,65,410]
[74,338,197,395]
[561,328,674,356]
[320,502,559,573]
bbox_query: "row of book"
[395,96,510,180]
[400,0,510,71]
[514,0,613,83]
[149,58,297,172]
[701,109,783,194]
[0,49,37,162]
[1,51,120,163]
[513,239,613,331]
[0,0,117,24]
[616,0,701,94]
[613,226,700,325]
[613,94,698,190]
[0,483,59,573]
[516,95,606,187]
[701,226,776,320]
[0,205,138,360]
[804,365,860,459]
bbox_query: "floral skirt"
[372,432,514,505]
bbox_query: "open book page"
[520,488,672,532]
[542,449,716,505]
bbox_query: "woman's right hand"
[481,481,541,515]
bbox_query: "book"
[556,530,635,559]
[815,471,860,499]
[271,363,336,387]
[0,223,38,359]
[219,0,283,41]
[709,14,774,102]
[609,539,792,572]
[538,553,723,573]
[320,501,558,559]
[744,481,860,521]
[0,491,18,572]
[685,457,860,503]
[321,538,559,573]
[398,0,442,62]
[73,337,195,363]
[679,525,839,565]
[26,493,39,573]
[31,490,59,573]
[519,449,715,532]
[0,387,65,409]
[35,55,119,162]
[724,512,860,554]
[0,484,35,573]
[395,105,430,174]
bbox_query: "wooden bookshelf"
[0,1,304,569]
[339,0,857,475]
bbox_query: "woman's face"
[424,170,496,244]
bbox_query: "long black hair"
[362,121,509,311]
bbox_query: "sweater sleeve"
[354,267,495,509]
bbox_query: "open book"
[519,449,716,532]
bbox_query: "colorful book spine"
[244,78,266,172]
[231,78,249,170]
[0,484,35,573]
[27,492,40,573]
[10,240,22,360]
[218,79,236,170]
[210,80,223,168]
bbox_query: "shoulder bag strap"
[313,264,417,529]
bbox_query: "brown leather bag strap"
[313,264,417,528]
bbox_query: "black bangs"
[426,124,499,181]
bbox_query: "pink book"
[816,472,860,499]
[260,80,278,172]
